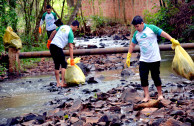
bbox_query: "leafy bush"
[143,1,193,43]
[91,15,105,30]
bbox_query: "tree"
[67,0,82,25]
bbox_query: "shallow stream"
[0,37,193,125]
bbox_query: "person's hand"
[170,38,180,49]
[39,27,41,34]
[47,40,51,49]
[70,59,75,66]
[126,53,131,67]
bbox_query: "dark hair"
[71,20,79,28]
[46,5,51,9]
[131,15,144,25]
[54,19,63,27]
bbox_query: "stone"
[141,108,158,116]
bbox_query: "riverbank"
[1,50,194,126]
[1,75,193,126]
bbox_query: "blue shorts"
[139,61,162,87]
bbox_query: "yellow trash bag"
[3,26,22,49]
[172,45,194,80]
[65,57,85,84]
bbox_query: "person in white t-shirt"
[39,5,57,39]
[48,20,79,87]
[126,15,180,102]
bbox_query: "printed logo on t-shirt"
[47,16,52,20]
[140,33,147,38]
[60,28,66,33]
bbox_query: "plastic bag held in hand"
[70,59,75,66]
[47,40,51,49]
[39,27,41,34]
[126,53,131,67]
[170,38,180,50]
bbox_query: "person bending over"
[48,20,79,87]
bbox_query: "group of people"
[40,5,180,102]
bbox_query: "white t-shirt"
[51,25,74,49]
[40,12,57,31]
[132,24,163,62]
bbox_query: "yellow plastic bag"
[65,57,85,84]
[172,45,194,80]
[3,26,22,49]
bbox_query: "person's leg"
[150,61,164,100]
[55,70,61,87]
[61,68,67,87]
[50,44,62,87]
[156,86,164,100]
[59,47,68,87]
[139,61,150,102]
[142,86,150,102]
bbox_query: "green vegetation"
[0,63,7,75]
[143,0,193,43]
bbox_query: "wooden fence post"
[8,48,20,74]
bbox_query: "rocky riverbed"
[1,52,194,126]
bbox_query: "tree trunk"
[67,0,82,25]
[52,7,61,20]
[80,4,86,35]
[61,0,66,21]
[33,0,47,42]
[122,0,127,24]
[67,0,74,7]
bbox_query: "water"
[0,37,193,124]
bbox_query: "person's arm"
[69,43,74,60]
[160,31,172,40]
[160,31,180,49]
[128,42,136,54]
[126,42,136,67]
[48,30,57,41]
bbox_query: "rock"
[86,117,99,123]
[120,87,142,103]
[149,118,165,126]
[23,113,37,122]
[121,68,135,77]
[98,115,109,123]
[141,108,158,116]
[76,63,90,75]
[86,76,99,84]
[170,110,185,116]
[109,106,121,113]
[70,117,79,124]
[160,118,184,126]
[70,99,82,111]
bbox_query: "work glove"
[126,53,131,67]
[47,40,51,49]
[70,59,75,66]
[39,27,41,34]
[170,38,180,50]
